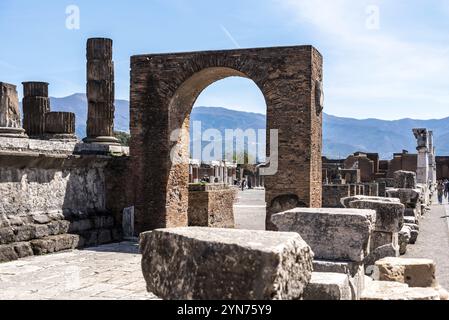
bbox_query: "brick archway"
[130,45,323,233]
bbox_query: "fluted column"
[44,112,78,141]
[22,82,50,138]
[0,82,27,138]
[83,38,119,145]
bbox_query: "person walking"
[437,180,444,205]
[445,179,449,202]
[241,179,246,192]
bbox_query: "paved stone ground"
[404,202,449,289]
[0,242,159,300]
[234,189,266,230]
[0,189,266,300]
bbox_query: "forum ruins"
[0,38,448,300]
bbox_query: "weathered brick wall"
[322,185,350,208]
[130,45,323,233]
[188,185,236,228]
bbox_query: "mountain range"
[42,93,449,159]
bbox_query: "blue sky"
[1,0,449,119]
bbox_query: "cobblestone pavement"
[0,190,266,300]
[0,242,159,300]
[404,203,449,289]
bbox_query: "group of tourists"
[436,179,449,204]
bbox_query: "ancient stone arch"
[130,45,323,233]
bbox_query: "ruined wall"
[0,138,128,263]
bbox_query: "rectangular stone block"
[313,260,365,300]
[188,187,235,228]
[349,200,404,233]
[271,208,375,262]
[361,281,440,300]
[374,257,437,288]
[341,195,400,209]
[303,272,352,300]
[140,227,314,300]
[30,234,80,255]
[393,171,417,189]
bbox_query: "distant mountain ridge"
[44,93,449,159]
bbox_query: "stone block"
[399,226,411,255]
[387,189,421,208]
[312,260,365,300]
[93,216,115,229]
[0,244,18,263]
[374,257,437,288]
[0,227,15,244]
[404,216,417,225]
[188,187,236,228]
[341,195,400,209]
[349,200,404,233]
[30,234,79,255]
[140,227,314,300]
[32,214,50,224]
[68,219,93,233]
[364,244,399,267]
[303,272,352,300]
[271,208,375,262]
[371,231,398,249]
[13,242,33,258]
[361,281,440,300]
[393,171,417,189]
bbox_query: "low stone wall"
[188,184,236,228]
[0,137,129,263]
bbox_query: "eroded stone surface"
[140,227,314,300]
[349,200,404,233]
[341,195,400,209]
[303,272,352,300]
[271,208,375,262]
[361,281,440,300]
[374,257,437,288]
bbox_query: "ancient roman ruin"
[0,38,448,300]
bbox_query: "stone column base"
[82,136,120,145]
[0,127,28,138]
[43,133,79,142]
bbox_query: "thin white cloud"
[276,0,449,119]
[220,25,242,49]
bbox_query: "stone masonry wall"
[0,137,128,263]
[188,184,236,228]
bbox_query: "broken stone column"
[413,128,429,185]
[22,82,50,138]
[44,112,78,141]
[0,82,27,138]
[84,38,119,145]
[140,227,314,300]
